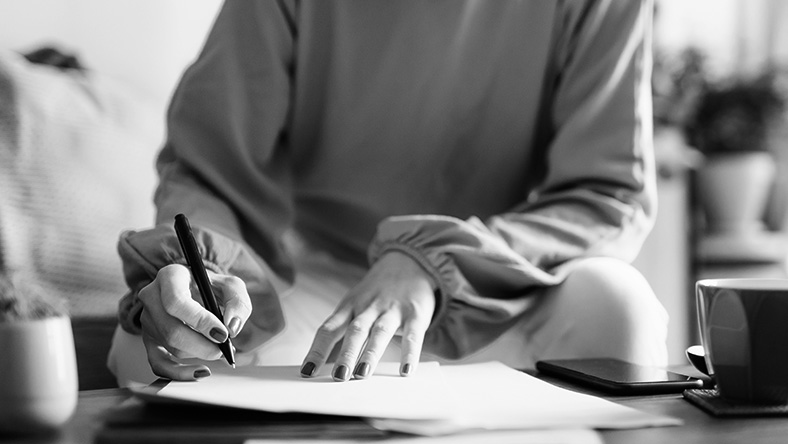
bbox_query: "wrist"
[371,242,449,326]
[378,250,439,292]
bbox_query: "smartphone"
[535,358,705,395]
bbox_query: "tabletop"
[5,382,788,443]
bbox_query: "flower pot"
[0,316,78,434]
[695,152,776,235]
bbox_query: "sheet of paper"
[370,362,681,436]
[245,428,604,444]
[133,361,457,421]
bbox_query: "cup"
[0,316,78,434]
[695,278,788,404]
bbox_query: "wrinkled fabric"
[118,0,656,358]
[117,225,285,353]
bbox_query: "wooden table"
[6,385,788,443]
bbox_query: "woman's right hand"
[137,264,252,381]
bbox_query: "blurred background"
[642,0,788,364]
[0,0,222,111]
[0,0,787,387]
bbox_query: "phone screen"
[535,358,705,395]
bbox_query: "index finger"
[210,273,253,338]
[156,265,229,344]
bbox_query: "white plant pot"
[695,152,776,235]
[0,316,78,434]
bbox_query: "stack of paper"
[135,362,454,421]
[132,361,680,437]
[370,362,680,435]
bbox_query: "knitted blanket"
[0,50,161,319]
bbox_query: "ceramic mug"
[0,316,78,434]
[695,278,788,404]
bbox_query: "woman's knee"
[565,258,664,319]
[544,257,668,365]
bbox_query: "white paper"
[370,362,681,435]
[133,361,457,421]
[133,361,680,437]
[245,428,604,444]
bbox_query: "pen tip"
[231,364,236,369]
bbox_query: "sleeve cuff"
[116,224,286,351]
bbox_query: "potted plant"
[653,47,709,130]
[684,70,786,235]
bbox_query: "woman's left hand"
[300,251,436,381]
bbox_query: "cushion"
[0,50,163,319]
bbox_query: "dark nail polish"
[228,317,241,337]
[194,368,211,379]
[209,327,226,342]
[354,362,370,378]
[401,363,412,376]
[300,361,316,377]
[333,364,349,381]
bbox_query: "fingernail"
[333,364,349,381]
[194,368,211,379]
[209,327,227,342]
[354,362,370,379]
[401,363,412,376]
[228,317,241,337]
[300,361,316,377]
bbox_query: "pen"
[174,213,236,368]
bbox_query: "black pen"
[174,213,236,368]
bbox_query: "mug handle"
[686,345,714,379]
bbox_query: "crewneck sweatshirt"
[118,0,656,358]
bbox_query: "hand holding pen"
[134,214,253,381]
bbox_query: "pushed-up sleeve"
[368,0,657,359]
[154,0,298,280]
[116,0,297,353]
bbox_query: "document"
[133,362,456,421]
[371,362,681,435]
[132,361,680,436]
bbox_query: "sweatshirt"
[118,0,656,358]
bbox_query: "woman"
[108,0,667,386]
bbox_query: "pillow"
[0,50,163,319]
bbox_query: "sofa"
[0,49,162,389]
